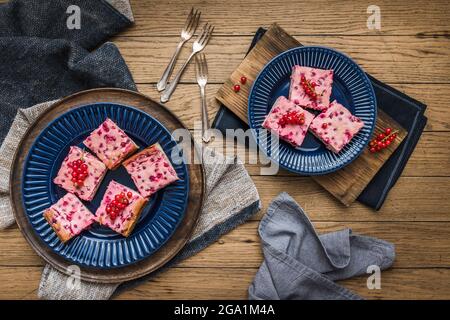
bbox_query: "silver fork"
[156,8,201,92]
[195,53,211,143]
[160,23,214,103]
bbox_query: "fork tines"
[195,53,208,83]
[196,23,215,47]
[184,8,201,35]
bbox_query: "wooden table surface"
[1,0,449,299]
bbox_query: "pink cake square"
[43,193,95,243]
[95,181,148,237]
[262,96,315,147]
[53,146,107,201]
[289,65,334,111]
[83,118,139,170]
[309,100,364,153]
[122,143,179,198]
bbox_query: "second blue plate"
[248,46,377,175]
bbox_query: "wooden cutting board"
[215,23,407,206]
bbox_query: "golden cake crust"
[43,209,72,243]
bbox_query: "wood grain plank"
[116,268,450,300]
[251,176,450,220]
[125,0,450,36]
[114,35,450,84]
[2,221,449,268]
[0,266,448,299]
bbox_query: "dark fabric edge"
[98,0,134,25]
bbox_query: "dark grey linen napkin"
[0,0,136,144]
[248,193,395,300]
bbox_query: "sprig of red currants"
[278,110,306,127]
[67,154,88,188]
[300,75,320,100]
[106,192,133,220]
[369,127,398,153]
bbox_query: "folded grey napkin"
[0,101,261,299]
[248,193,395,300]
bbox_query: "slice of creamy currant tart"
[262,96,315,147]
[95,180,147,237]
[43,193,95,243]
[289,65,334,111]
[122,143,179,198]
[83,118,139,170]
[309,100,364,153]
[53,146,107,201]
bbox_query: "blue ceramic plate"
[21,103,189,268]
[248,46,377,175]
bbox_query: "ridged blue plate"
[21,103,189,268]
[248,46,377,175]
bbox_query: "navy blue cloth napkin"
[0,0,136,144]
[212,28,427,210]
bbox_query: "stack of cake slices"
[263,66,364,153]
[48,118,180,243]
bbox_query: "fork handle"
[161,52,195,103]
[157,40,185,92]
[200,85,211,143]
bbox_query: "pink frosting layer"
[83,118,138,169]
[46,193,94,238]
[309,100,364,153]
[289,65,333,111]
[53,146,107,201]
[95,180,145,235]
[262,96,315,147]
[123,143,179,198]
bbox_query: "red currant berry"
[233,84,240,92]
[370,147,376,153]
[377,133,385,141]
[71,177,77,183]
[76,159,83,166]
[240,76,247,85]
[385,128,392,135]
[127,192,133,198]
[106,206,112,214]
[81,164,88,170]
[322,123,328,129]
[115,195,121,201]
